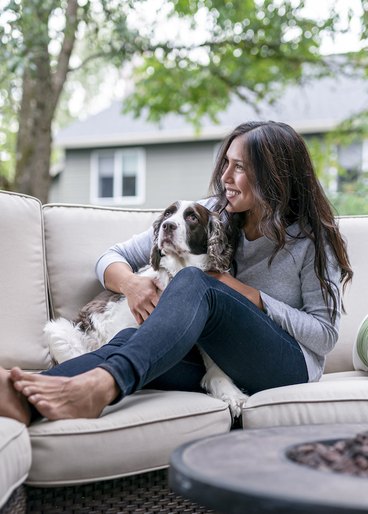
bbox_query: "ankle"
[82,368,120,404]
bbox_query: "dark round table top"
[169,423,368,514]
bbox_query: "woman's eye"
[235,164,245,172]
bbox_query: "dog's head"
[150,201,232,273]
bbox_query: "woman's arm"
[208,272,264,311]
[95,227,154,285]
[211,241,342,358]
[259,259,341,357]
[96,227,160,325]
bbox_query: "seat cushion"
[0,418,32,509]
[0,191,50,370]
[27,390,231,486]
[242,372,368,429]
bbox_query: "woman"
[0,121,353,425]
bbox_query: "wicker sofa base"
[1,486,27,514]
[25,469,216,513]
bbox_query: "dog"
[44,200,249,417]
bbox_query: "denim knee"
[174,266,209,284]
[167,267,217,300]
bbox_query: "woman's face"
[221,135,256,214]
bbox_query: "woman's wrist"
[103,262,134,294]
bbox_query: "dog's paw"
[201,367,248,419]
[216,389,249,419]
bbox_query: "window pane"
[121,152,139,197]
[122,175,136,196]
[100,177,113,198]
[122,153,138,174]
[98,154,114,198]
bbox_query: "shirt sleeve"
[260,244,341,357]
[95,227,154,287]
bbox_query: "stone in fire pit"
[288,430,368,477]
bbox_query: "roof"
[56,74,368,149]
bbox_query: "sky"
[126,0,364,55]
[302,0,363,54]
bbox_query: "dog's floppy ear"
[207,213,232,273]
[150,212,164,271]
[150,244,161,271]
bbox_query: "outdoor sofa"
[1,189,368,513]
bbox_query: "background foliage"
[0,0,367,210]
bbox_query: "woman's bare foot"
[10,367,119,421]
[0,367,31,425]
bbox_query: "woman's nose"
[222,164,233,183]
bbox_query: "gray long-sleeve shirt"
[96,201,342,382]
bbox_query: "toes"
[27,393,44,405]
[9,367,25,381]
[12,380,32,396]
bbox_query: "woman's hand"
[124,274,162,325]
[207,271,264,311]
[103,262,162,325]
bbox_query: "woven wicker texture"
[1,486,27,514]
[26,469,216,513]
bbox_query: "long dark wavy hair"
[208,121,353,321]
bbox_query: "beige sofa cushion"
[242,371,368,429]
[43,204,160,320]
[0,418,32,508]
[27,390,231,486]
[325,216,368,373]
[0,191,51,370]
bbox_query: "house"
[52,74,368,209]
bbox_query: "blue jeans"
[44,267,308,396]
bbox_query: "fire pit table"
[169,423,368,514]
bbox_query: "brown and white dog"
[44,201,248,417]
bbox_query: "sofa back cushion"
[325,216,368,373]
[42,204,367,374]
[43,204,160,320]
[0,191,51,370]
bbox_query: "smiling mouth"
[225,189,240,199]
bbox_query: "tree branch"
[51,0,79,111]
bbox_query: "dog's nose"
[162,221,177,232]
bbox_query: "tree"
[124,0,343,126]
[0,0,361,202]
[0,0,151,202]
[0,61,17,190]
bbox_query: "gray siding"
[50,150,91,204]
[144,141,217,208]
[51,140,220,208]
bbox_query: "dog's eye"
[163,210,172,218]
[186,213,198,223]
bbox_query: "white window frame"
[90,148,146,205]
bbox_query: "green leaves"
[123,0,345,125]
